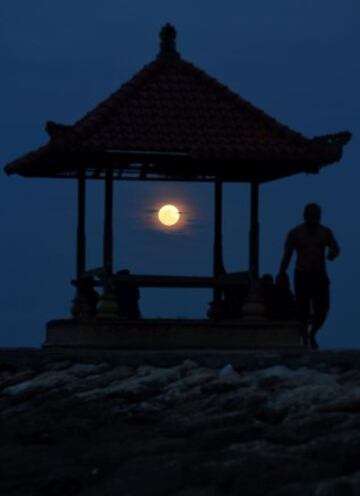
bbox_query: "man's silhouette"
[278,203,340,349]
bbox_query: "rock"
[64,362,109,378]
[202,368,243,394]
[0,369,36,391]
[195,423,265,451]
[269,482,319,496]
[45,360,74,372]
[79,365,134,390]
[13,430,56,446]
[2,370,78,397]
[2,351,360,496]
[218,363,236,377]
[317,396,360,413]
[175,487,224,496]
[337,370,360,386]
[269,412,348,444]
[179,359,199,374]
[315,472,360,496]
[76,363,184,402]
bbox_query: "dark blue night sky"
[1,0,359,347]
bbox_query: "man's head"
[303,203,321,227]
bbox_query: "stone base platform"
[44,318,301,349]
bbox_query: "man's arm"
[327,229,340,261]
[279,231,295,274]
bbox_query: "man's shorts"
[294,269,330,325]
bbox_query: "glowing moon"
[158,204,180,226]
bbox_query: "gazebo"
[5,25,351,349]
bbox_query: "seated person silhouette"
[75,276,99,318]
[208,269,249,319]
[260,273,295,320]
[113,269,141,319]
[223,284,249,318]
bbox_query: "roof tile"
[4,25,351,179]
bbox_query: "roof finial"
[159,23,178,57]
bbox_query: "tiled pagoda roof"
[4,24,351,182]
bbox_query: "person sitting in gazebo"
[72,276,99,318]
[113,269,141,320]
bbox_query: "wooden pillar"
[96,166,118,318]
[76,169,86,279]
[213,177,223,302]
[103,167,114,275]
[242,181,265,320]
[249,181,259,281]
[71,168,88,319]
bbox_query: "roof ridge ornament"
[159,23,179,58]
[46,121,72,138]
[312,131,352,146]
[46,121,75,146]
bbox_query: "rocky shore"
[1,349,360,496]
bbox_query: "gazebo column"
[71,169,89,318]
[249,182,259,280]
[242,181,265,320]
[213,177,224,297]
[208,177,225,318]
[103,167,114,274]
[77,169,86,278]
[97,167,119,318]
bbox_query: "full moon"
[158,204,180,226]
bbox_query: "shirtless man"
[278,203,340,349]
